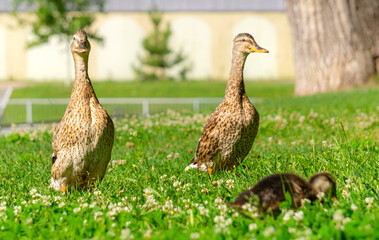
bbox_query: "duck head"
[233,33,269,55]
[71,29,91,55]
[308,172,337,200]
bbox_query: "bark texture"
[286,0,378,95]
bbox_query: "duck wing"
[190,111,222,171]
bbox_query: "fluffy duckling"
[186,33,268,173]
[50,29,114,193]
[227,172,336,216]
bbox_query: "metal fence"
[1,97,237,125]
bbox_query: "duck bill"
[250,45,269,53]
[77,43,88,53]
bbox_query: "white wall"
[170,17,211,79]
[232,16,278,79]
[26,32,73,81]
[0,26,6,80]
[97,17,144,80]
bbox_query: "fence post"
[193,99,200,112]
[142,100,149,116]
[26,100,33,124]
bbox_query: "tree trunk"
[286,0,377,95]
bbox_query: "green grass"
[0,86,378,239]
[10,80,294,98]
[2,80,294,125]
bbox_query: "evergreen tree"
[134,8,190,81]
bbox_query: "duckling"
[50,29,114,193]
[186,33,268,173]
[227,172,336,216]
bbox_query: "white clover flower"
[263,226,276,237]
[214,215,225,224]
[143,198,159,208]
[317,191,325,200]
[345,179,352,187]
[341,189,351,199]
[143,189,154,200]
[293,211,304,222]
[214,196,223,205]
[365,197,374,204]
[54,196,62,202]
[94,211,103,221]
[73,207,81,214]
[232,212,239,218]
[268,136,274,143]
[301,198,311,206]
[201,187,209,194]
[226,179,235,189]
[0,206,6,212]
[283,209,294,222]
[218,204,228,215]
[351,203,358,211]
[225,218,233,226]
[189,232,200,239]
[249,223,257,231]
[342,217,351,225]
[288,227,296,234]
[198,206,209,216]
[13,206,21,216]
[216,179,224,185]
[93,191,102,196]
[160,175,167,181]
[333,209,344,222]
[299,116,306,124]
[120,228,134,240]
[365,197,374,209]
[29,189,37,196]
[162,200,173,212]
[192,203,199,208]
[173,181,181,188]
[143,229,152,239]
[81,203,88,208]
[25,218,33,225]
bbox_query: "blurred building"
[0,0,294,82]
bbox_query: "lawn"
[10,80,294,98]
[2,80,294,125]
[0,86,378,239]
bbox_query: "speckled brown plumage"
[186,33,268,172]
[50,29,114,192]
[227,172,337,216]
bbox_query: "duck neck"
[73,53,89,82]
[71,53,96,100]
[224,50,248,102]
